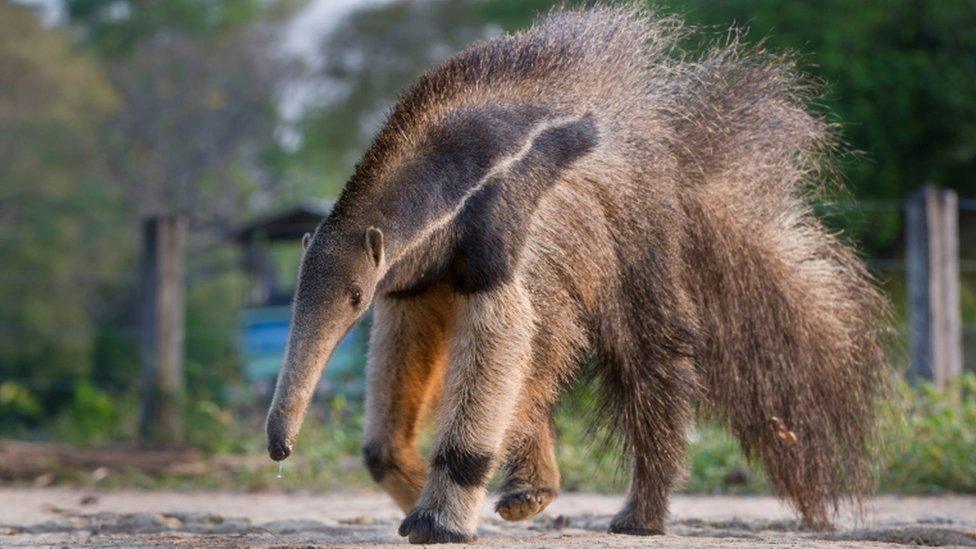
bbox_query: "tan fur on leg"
[400,282,534,543]
[363,288,454,511]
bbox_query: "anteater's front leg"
[362,291,454,512]
[398,283,534,544]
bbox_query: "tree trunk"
[139,215,188,443]
[906,186,962,389]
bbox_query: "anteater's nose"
[268,441,292,461]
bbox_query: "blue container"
[240,305,368,398]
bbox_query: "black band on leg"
[363,440,397,483]
[432,447,492,487]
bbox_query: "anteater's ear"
[365,227,384,267]
[301,232,311,251]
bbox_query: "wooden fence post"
[906,186,962,389]
[139,215,188,443]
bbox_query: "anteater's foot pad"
[399,508,475,544]
[495,487,556,521]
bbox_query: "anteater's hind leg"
[599,271,700,535]
[495,421,559,521]
[494,317,585,522]
[604,350,698,535]
[362,290,454,512]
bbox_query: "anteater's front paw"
[495,487,556,521]
[399,508,475,544]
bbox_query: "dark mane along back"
[330,6,684,224]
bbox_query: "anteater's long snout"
[265,310,341,464]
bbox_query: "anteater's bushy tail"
[673,33,892,529]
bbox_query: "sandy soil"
[0,488,973,547]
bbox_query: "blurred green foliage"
[671,0,976,253]
[67,0,269,56]
[0,2,127,428]
[880,373,976,492]
[50,381,136,445]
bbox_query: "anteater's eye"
[350,286,362,307]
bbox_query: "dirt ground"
[0,488,973,548]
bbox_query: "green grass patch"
[6,375,975,496]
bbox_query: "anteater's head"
[265,224,384,461]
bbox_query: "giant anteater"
[266,6,890,543]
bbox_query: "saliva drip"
[277,461,284,479]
